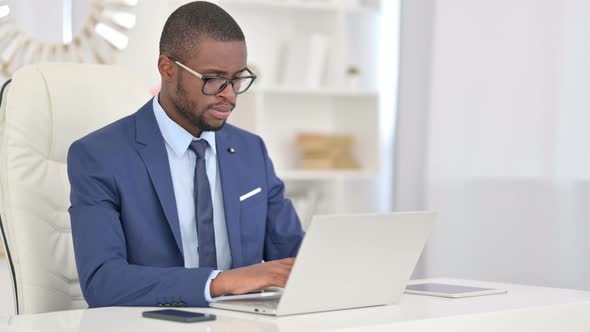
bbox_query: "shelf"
[251,86,378,97]
[210,0,387,211]
[218,0,380,13]
[277,169,378,181]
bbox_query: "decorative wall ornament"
[0,0,138,76]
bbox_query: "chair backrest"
[0,63,150,314]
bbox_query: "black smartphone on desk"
[142,309,216,323]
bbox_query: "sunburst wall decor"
[0,0,138,76]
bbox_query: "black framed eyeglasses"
[170,57,256,96]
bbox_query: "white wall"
[114,0,170,89]
[394,0,434,278]
[552,0,590,289]
[397,0,590,290]
[394,0,433,212]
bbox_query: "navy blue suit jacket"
[67,100,303,307]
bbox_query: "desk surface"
[3,278,590,332]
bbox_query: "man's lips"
[209,105,233,119]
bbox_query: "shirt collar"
[152,95,217,158]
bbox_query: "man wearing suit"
[67,1,303,307]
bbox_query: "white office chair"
[0,63,150,314]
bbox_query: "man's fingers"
[267,265,290,280]
[264,263,292,286]
[270,273,289,288]
[272,261,294,275]
[223,258,296,294]
[276,257,296,266]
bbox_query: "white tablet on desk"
[404,283,507,298]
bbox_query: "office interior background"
[1,0,589,318]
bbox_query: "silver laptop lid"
[276,211,435,316]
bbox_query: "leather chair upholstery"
[0,63,149,314]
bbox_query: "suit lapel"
[216,128,244,268]
[134,102,183,256]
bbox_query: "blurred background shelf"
[278,169,378,181]
[252,86,378,97]
[209,0,391,224]
[216,0,380,13]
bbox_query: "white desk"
[2,279,590,332]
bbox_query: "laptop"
[209,211,435,316]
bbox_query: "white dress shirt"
[152,96,231,301]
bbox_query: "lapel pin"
[228,147,236,153]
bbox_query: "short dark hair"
[159,1,245,60]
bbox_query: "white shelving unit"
[167,0,391,224]
[230,89,380,174]
[219,0,386,221]
[218,0,379,13]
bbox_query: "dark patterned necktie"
[188,139,217,269]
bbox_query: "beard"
[171,74,229,132]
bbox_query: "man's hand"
[210,257,295,297]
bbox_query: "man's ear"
[158,55,176,81]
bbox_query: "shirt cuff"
[204,270,223,302]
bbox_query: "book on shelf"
[306,33,330,88]
[296,133,360,170]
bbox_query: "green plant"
[346,65,360,76]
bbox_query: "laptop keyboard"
[225,298,280,309]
